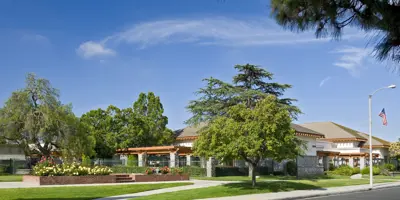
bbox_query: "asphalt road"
[305,186,400,200]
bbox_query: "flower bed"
[131,166,188,182]
[23,156,115,185]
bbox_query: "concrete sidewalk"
[200,182,400,200]
[95,180,235,200]
[0,180,200,189]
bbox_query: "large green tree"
[194,96,304,187]
[132,92,174,147]
[0,73,93,158]
[81,92,174,157]
[80,106,120,158]
[271,0,400,63]
[186,64,300,125]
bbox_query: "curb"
[271,183,400,200]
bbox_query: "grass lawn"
[132,179,396,200]
[193,174,347,181]
[0,175,23,182]
[0,182,192,200]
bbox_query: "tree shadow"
[16,198,100,200]
[222,181,326,192]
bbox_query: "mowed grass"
[0,175,23,182]
[132,179,396,200]
[0,182,193,200]
[193,174,347,181]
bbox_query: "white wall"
[372,148,389,159]
[335,142,357,148]
[297,136,317,156]
[174,141,194,148]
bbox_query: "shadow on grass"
[222,181,326,192]
[15,198,100,200]
[260,174,340,182]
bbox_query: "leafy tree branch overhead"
[271,0,400,64]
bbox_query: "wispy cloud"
[21,34,50,44]
[332,46,372,76]
[76,41,116,59]
[319,76,331,87]
[77,17,365,58]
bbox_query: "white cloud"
[21,34,50,44]
[332,46,372,76]
[77,17,366,58]
[76,41,116,59]
[319,76,331,87]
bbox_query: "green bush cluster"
[330,165,357,176]
[361,166,381,175]
[111,165,206,176]
[127,155,138,167]
[286,161,297,176]
[81,155,91,167]
[111,165,147,173]
[0,165,9,175]
[383,163,396,172]
[181,166,206,176]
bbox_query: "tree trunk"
[248,162,257,187]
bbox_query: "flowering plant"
[145,167,155,175]
[160,166,170,174]
[173,167,183,175]
[32,161,112,176]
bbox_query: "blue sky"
[0,0,399,142]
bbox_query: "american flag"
[379,108,387,126]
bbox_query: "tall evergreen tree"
[186,64,301,125]
[133,92,174,146]
[271,0,400,64]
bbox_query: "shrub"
[0,165,9,175]
[127,155,137,167]
[331,165,353,176]
[352,167,360,174]
[145,167,155,175]
[383,163,396,171]
[329,163,336,171]
[286,161,297,176]
[182,166,206,177]
[172,167,183,175]
[160,166,170,174]
[361,166,381,175]
[111,165,147,174]
[81,155,91,167]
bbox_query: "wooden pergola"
[116,146,193,156]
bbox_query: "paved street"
[305,186,400,200]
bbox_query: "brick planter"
[133,174,189,182]
[23,175,117,185]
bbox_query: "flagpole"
[368,95,373,189]
[368,84,396,190]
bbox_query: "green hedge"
[383,163,396,171]
[111,165,206,176]
[330,165,355,176]
[361,166,381,175]
[0,164,11,175]
[216,166,248,176]
[181,166,206,177]
[111,166,147,174]
[215,166,273,177]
